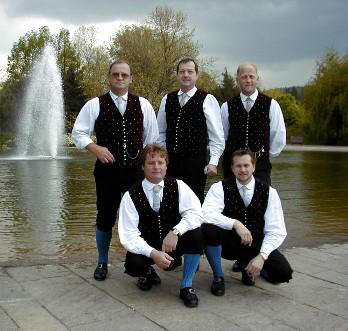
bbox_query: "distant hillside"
[279,86,304,103]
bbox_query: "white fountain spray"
[16,44,65,158]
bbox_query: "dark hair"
[141,144,169,166]
[108,60,132,75]
[231,149,256,165]
[176,57,199,74]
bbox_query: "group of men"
[72,58,292,308]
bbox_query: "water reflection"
[0,149,347,264]
[1,158,66,261]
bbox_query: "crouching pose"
[118,144,203,307]
[202,149,292,296]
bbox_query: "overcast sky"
[0,0,347,88]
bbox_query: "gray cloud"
[1,0,347,87]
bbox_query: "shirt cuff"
[208,156,219,166]
[144,246,155,258]
[260,243,274,257]
[173,223,187,236]
[78,137,94,150]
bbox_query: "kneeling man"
[202,149,292,296]
[118,144,203,307]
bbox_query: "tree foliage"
[73,26,110,98]
[303,49,348,144]
[214,68,239,104]
[7,26,51,83]
[264,88,304,128]
[109,6,202,109]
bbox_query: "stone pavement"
[1,243,347,331]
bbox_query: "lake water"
[0,148,348,264]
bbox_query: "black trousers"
[222,153,272,185]
[124,228,203,277]
[202,223,293,283]
[94,162,143,232]
[167,151,207,203]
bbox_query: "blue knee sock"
[205,245,224,279]
[180,254,200,288]
[96,228,112,264]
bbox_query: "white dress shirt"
[157,86,225,166]
[72,91,159,150]
[118,178,204,257]
[202,176,287,256]
[220,89,286,157]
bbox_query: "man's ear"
[141,165,144,171]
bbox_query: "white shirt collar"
[236,176,255,191]
[240,89,258,102]
[143,178,165,191]
[178,86,197,97]
[109,91,128,102]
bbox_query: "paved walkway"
[1,243,347,330]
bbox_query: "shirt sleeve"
[174,180,204,235]
[139,97,159,147]
[269,99,286,157]
[220,102,230,141]
[71,97,100,150]
[260,187,287,256]
[156,95,168,147]
[203,94,225,166]
[202,182,237,230]
[118,191,155,257]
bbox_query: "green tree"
[214,68,239,104]
[303,49,348,145]
[53,28,81,80]
[264,88,304,128]
[73,26,110,98]
[6,26,51,83]
[109,6,203,109]
[63,68,86,132]
[0,26,52,143]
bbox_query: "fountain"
[16,44,65,158]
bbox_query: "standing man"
[118,144,203,308]
[221,63,286,185]
[72,60,158,281]
[202,149,292,295]
[157,57,225,203]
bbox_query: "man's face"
[177,61,198,92]
[108,63,132,94]
[236,65,259,96]
[143,152,167,184]
[231,154,255,184]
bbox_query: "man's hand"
[233,220,253,246]
[162,231,178,253]
[86,143,115,164]
[204,164,218,176]
[150,249,174,269]
[245,254,265,276]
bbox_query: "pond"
[0,148,348,264]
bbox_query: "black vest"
[129,177,181,250]
[95,92,143,168]
[165,89,208,156]
[222,177,269,241]
[226,93,271,161]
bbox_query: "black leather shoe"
[137,276,153,291]
[180,287,198,308]
[211,277,225,296]
[232,260,242,272]
[94,263,108,281]
[149,266,161,284]
[241,269,255,286]
[164,256,182,271]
